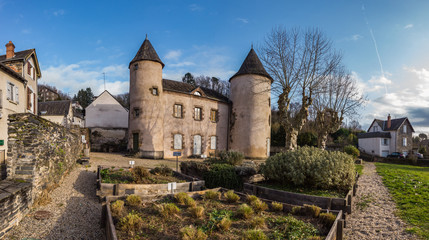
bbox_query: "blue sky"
[1,0,429,132]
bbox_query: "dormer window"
[194,91,201,96]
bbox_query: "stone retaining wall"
[0,180,32,238]
[6,113,83,202]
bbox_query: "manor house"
[128,38,272,159]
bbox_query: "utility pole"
[103,72,106,91]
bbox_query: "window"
[174,134,183,150]
[383,139,389,145]
[194,91,201,96]
[403,125,407,133]
[210,109,218,122]
[174,104,183,118]
[373,126,378,132]
[403,138,407,146]
[134,107,140,117]
[210,136,217,150]
[6,82,19,103]
[152,87,158,96]
[134,64,139,70]
[194,107,202,120]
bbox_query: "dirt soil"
[344,162,414,240]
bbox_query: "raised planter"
[96,166,205,199]
[103,188,344,240]
[244,173,359,216]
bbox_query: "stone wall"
[0,180,32,238]
[6,113,83,202]
[90,127,127,152]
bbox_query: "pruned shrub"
[344,145,360,158]
[319,212,336,227]
[111,200,124,218]
[203,164,242,190]
[150,164,173,176]
[237,204,254,219]
[246,195,259,203]
[303,204,321,218]
[218,217,232,231]
[250,199,268,213]
[119,211,144,235]
[189,206,205,219]
[261,146,356,192]
[203,190,221,201]
[218,150,245,166]
[243,229,268,240]
[132,166,150,183]
[180,225,208,240]
[250,216,266,229]
[271,202,283,212]
[157,203,180,217]
[224,190,240,203]
[126,194,142,207]
[175,192,189,205]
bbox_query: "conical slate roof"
[129,38,164,68]
[230,48,273,82]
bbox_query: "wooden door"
[133,133,139,152]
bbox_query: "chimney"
[387,114,391,129]
[6,41,15,59]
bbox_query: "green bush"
[157,203,181,217]
[126,194,142,207]
[271,202,283,212]
[224,190,240,203]
[203,164,242,190]
[218,150,245,166]
[261,146,356,192]
[344,145,360,158]
[119,211,144,235]
[243,229,268,240]
[237,204,254,219]
[150,164,173,176]
[270,215,319,239]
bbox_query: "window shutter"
[33,68,36,80]
[7,83,12,100]
[174,134,182,150]
[32,93,36,113]
[27,89,31,110]
[27,62,31,75]
[14,86,19,103]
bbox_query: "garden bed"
[96,166,205,198]
[243,172,359,215]
[103,188,344,240]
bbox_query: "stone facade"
[128,39,272,159]
[6,113,83,202]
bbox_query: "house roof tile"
[38,100,71,116]
[230,48,273,82]
[129,38,164,68]
[357,132,391,139]
[162,79,229,103]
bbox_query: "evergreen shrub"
[203,164,242,190]
[261,146,355,192]
[344,145,360,158]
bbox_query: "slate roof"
[0,63,27,84]
[38,100,71,116]
[162,79,229,103]
[357,132,391,139]
[369,117,414,132]
[129,38,164,68]
[230,48,273,82]
[0,49,33,62]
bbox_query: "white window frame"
[210,136,217,150]
[403,137,407,146]
[383,138,389,146]
[403,125,407,133]
[174,134,183,150]
[194,107,202,121]
[6,81,19,103]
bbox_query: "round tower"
[128,37,165,159]
[229,48,272,159]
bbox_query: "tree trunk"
[285,128,299,150]
[317,132,328,150]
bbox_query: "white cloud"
[236,18,249,24]
[53,9,65,16]
[164,50,182,60]
[189,4,202,11]
[404,24,413,29]
[41,62,128,96]
[368,74,392,85]
[169,61,195,67]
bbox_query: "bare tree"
[260,27,341,150]
[313,67,365,149]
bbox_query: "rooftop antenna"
[145,34,148,40]
[251,42,253,49]
[103,72,106,91]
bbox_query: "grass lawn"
[355,164,363,175]
[375,163,429,239]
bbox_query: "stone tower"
[229,48,272,159]
[128,37,165,159]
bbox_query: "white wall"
[359,137,382,156]
[85,91,128,128]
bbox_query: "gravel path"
[3,152,204,240]
[344,162,414,240]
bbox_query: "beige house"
[128,38,272,159]
[0,41,41,162]
[38,100,73,127]
[358,115,414,157]
[85,90,128,152]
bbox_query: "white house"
[358,115,414,157]
[85,90,128,152]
